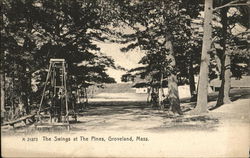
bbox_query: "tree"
[190,0,249,113]
[0,4,5,116]
[110,0,203,114]
[190,0,213,114]
[127,46,172,108]
[0,52,5,118]
[164,35,182,114]
[215,4,231,106]
[1,0,117,118]
[121,73,135,82]
[215,0,249,107]
[1,0,37,116]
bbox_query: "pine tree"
[1,0,117,117]
[190,0,213,114]
[111,0,201,114]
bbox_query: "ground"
[74,88,250,132]
[1,88,250,157]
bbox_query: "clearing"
[1,88,250,157]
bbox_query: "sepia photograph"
[1,0,249,157]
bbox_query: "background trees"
[191,0,249,113]
[1,0,249,119]
[114,0,202,114]
[215,0,249,107]
[1,0,116,118]
[117,0,248,114]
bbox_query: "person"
[162,94,170,110]
[151,90,158,107]
[13,98,25,119]
[53,93,61,122]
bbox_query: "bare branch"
[213,0,249,11]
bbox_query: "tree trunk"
[21,66,31,114]
[0,49,5,116]
[216,53,232,106]
[0,72,5,116]
[188,58,197,102]
[158,72,164,108]
[223,54,231,103]
[214,53,222,73]
[165,39,182,115]
[147,87,151,103]
[148,79,153,104]
[216,7,231,107]
[190,0,213,114]
[247,58,250,75]
[84,87,88,104]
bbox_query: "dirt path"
[2,90,250,157]
[71,97,249,133]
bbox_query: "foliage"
[115,0,202,87]
[1,0,117,112]
[211,2,249,79]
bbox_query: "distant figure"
[13,98,26,119]
[53,94,62,122]
[18,101,25,116]
[162,96,170,110]
[151,91,158,107]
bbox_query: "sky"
[95,7,247,83]
[97,42,144,83]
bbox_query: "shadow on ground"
[2,88,249,134]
